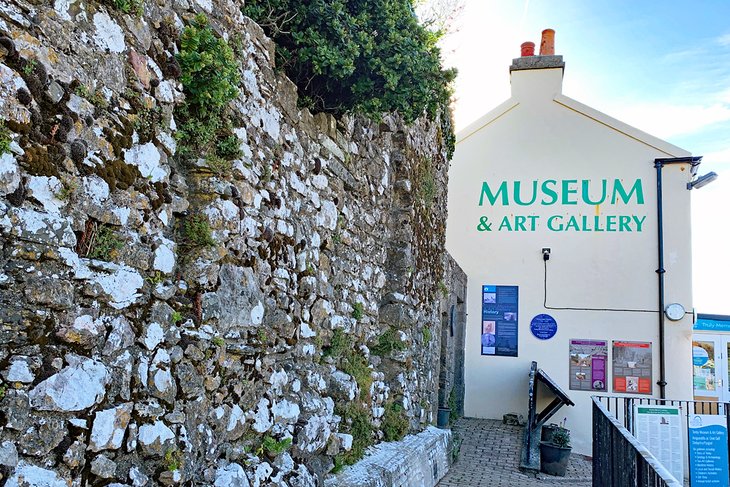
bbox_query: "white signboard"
[635,405,684,483]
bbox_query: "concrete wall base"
[325,426,452,487]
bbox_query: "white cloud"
[716,33,730,47]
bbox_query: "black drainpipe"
[653,156,702,399]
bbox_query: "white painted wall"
[446,62,695,455]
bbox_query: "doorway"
[692,334,730,402]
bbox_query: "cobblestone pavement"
[437,418,592,487]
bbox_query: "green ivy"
[241,0,456,157]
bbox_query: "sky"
[440,0,730,315]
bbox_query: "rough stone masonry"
[0,0,464,485]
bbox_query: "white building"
[446,33,704,454]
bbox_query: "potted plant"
[540,425,572,476]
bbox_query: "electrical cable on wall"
[543,257,669,314]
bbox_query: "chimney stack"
[539,29,555,56]
[510,28,564,74]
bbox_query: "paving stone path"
[437,418,592,486]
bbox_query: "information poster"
[481,285,518,357]
[635,405,684,484]
[613,341,652,395]
[569,339,608,391]
[689,415,729,487]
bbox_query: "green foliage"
[88,225,124,261]
[171,311,183,324]
[22,58,37,76]
[146,271,165,285]
[175,14,241,170]
[261,435,292,456]
[451,431,462,463]
[438,280,448,298]
[164,448,183,471]
[324,329,372,398]
[335,402,374,466]
[0,382,6,400]
[75,83,108,108]
[448,387,458,423]
[382,401,409,442]
[422,326,431,344]
[215,134,242,160]
[205,155,232,175]
[551,428,571,448]
[241,0,456,158]
[341,350,373,399]
[323,328,349,358]
[177,15,239,117]
[55,178,78,201]
[416,158,437,207]
[370,327,407,356]
[106,0,143,16]
[351,302,364,321]
[0,122,12,155]
[133,104,160,142]
[257,329,268,343]
[181,214,216,248]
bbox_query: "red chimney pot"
[521,42,535,57]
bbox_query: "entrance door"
[692,335,730,402]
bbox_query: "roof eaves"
[553,94,691,158]
[456,99,519,146]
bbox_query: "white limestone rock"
[0,152,21,196]
[27,175,66,215]
[250,398,272,433]
[272,400,300,424]
[138,420,175,455]
[5,357,34,383]
[0,440,18,467]
[93,12,125,53]
[5,461,68,487]
[29,357,109,411]
[214,463,250,487]
[252,462,273,487]
[124,143,168,183]
[89,403,133,451]
[152,237,176,274]
[142,322,165,350]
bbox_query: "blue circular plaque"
[692,346,709,366]
[530,314,557,340]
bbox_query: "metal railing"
[594,395,728,434]
[593,397,683,487]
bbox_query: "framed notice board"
[613,341,652,395]
[481,285,518,357]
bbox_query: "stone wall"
[0,0,457,485]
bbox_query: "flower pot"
[437,407,451,428]
[539,441,572,476]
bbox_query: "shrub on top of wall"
[241,0,456,157]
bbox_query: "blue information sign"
[689,415,730,487]
[481,285,518,357]
[530,314,557,340]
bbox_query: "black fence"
[593,397,683,487]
